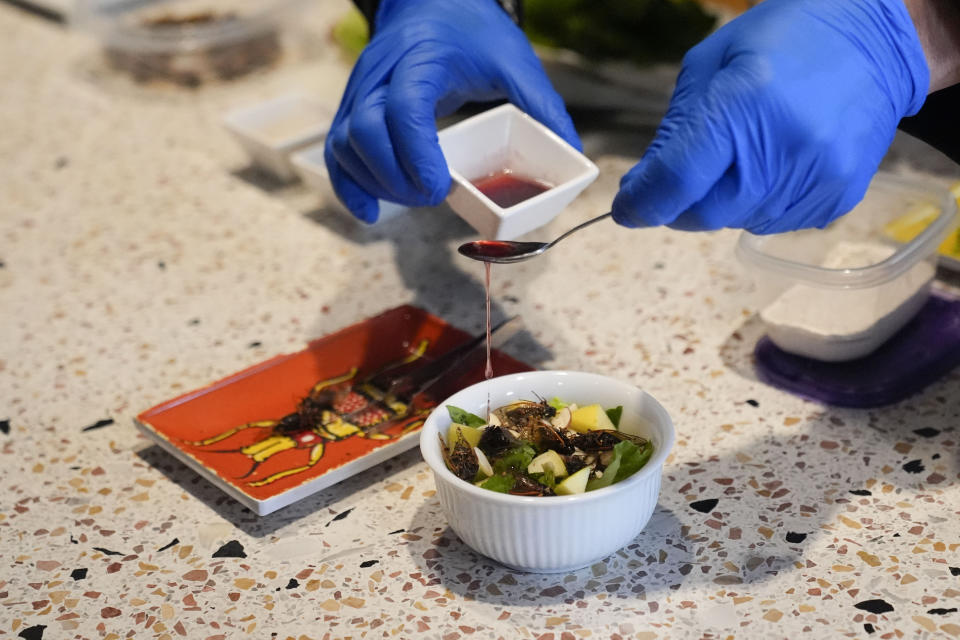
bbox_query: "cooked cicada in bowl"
[440,398,654,496]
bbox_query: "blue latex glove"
[326,0,580,223]
[612,0,929,234]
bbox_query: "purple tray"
[754,291,960,408]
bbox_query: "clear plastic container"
[736,172,958,362]
[73,0,309,87]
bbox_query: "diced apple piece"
[554,466,592,495]
[569,404,616,433]
[446,424,483,453]
[527,450,568,478]
[475,447,494,477]
[550,406,572,430]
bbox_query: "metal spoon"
[457,212,612,264]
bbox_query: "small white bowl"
[419,370,674,573]
[438,104,599,240]
[223,93,332,182]
[291,143,409,222]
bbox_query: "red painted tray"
[135,306,533,515]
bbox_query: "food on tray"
[439,398,653,496]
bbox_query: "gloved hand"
[612,0,929,233]
[325,0,580,223]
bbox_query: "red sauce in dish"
[472,171,552,208]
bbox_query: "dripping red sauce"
[472,170,552,209]
[484,262,493,381]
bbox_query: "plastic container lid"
[74,0,310,87]
[73,0,309,54]
[736,172,958,290]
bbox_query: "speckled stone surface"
[3,3,960,639]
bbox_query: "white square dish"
[438,103,599,240]
[223,93,332,182]
[291,143,409,221]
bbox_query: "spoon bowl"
[457,240,550,263]
[458,212,612,264]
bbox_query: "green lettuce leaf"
[586,450,622,492]
[532,466,557,489]
[548,397,570,411]
[585,439,653,491]
[605,405,623,428]
[479,473,515,493]
[613,440,653,483]
[446,405,486,427]
[492,444,536,474]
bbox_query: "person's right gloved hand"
[612,0,930,234]
[325,0,580,223]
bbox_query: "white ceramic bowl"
[438,103,599,240]
[419,370,674,573]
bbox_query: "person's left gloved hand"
[611,0,929,234]
[325,0,580,223]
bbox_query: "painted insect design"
[181,340,435,487]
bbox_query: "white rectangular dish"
[223,93,332,182]
[438,103,598,240]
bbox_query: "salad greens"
[439,398,653,497]
[492,444,537,473]
[605,405,623,428]
[446,406,486,428]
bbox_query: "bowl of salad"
[419,370,674,573]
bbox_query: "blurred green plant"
[331,1,715,65]
[331,7,369,61]
[524,0,716,65]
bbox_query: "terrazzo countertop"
[3,2,960,639]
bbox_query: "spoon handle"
[547,212,612,249]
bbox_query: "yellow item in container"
[883,182,960,261]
